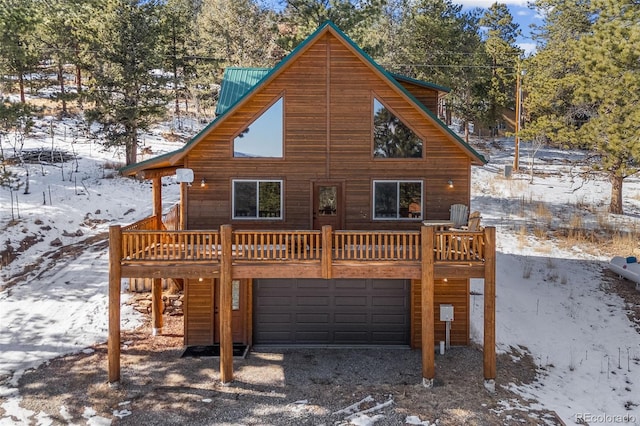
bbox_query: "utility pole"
[513,65,522,171]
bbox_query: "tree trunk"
[609,174,623,214]
[19,73,26,104]
[58,62,68,116]
[126,136,138,166]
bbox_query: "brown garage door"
[253,279,410,345]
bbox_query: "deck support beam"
[151,279,163,335]
[483,227,496,389]
[151,177,164,335]
[421,225,435,387]
[219,225,234,383]
[108,225,122,384]
[321,225,332,279]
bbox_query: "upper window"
[373,98,423,158]
[373,180,422,220]
[232,180,282,219]
[233,98,283,158]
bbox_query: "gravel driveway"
[0,315,564,425]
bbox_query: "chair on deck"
[458,211,482,232]
[450,211,483,258]
[449,204,469,228]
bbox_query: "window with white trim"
[373,180,422,220]
[232,180,283,219]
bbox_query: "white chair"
[449,204,469,228]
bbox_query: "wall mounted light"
[447,179,454,189]
[200,178,206,188]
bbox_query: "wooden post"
[483,227,497,392]
[321,225,332,279]
[421,225,435,387]
[151,177,164,335]
[151,278,163,335]
[179,182,187,230]
[219,224,233,383]
[152,176,162,229]
[108,225,122,384]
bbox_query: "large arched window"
[373,98,423,158]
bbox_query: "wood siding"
[411,278,469,347]
[184,32,470,231]
[396,81,440,115]
[184,278,214,346]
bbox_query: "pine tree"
[523,0,639,214]
[479,2,522,135]
[84,0,168,166]
[278,0,386,53]
[0,0,41,103]
[158,0,198,125]
[574,0,640,214]
[193,0,280,114]
[34,0,99,115]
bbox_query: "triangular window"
[234,98,283,158]
[373,98,423,158]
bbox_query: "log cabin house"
[109,21,496,390]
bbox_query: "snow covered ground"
[1,113,640,425]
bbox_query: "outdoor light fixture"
[447,179,454,188]
[200,178,206,187]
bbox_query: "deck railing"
[233,230,322,261]
[122,230,221,261]
[333,230,421,261]
[118,222,486,264]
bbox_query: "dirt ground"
[5,270,638,425]
[0,307,570,426]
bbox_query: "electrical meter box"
[440,304,454,322]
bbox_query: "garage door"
[253,279,410,345]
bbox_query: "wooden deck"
[108,218,496,389]
[116,221,488,280]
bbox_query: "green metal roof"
[390,73,451,93]
[215,67,271,116]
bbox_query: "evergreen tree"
[34,0,99,115]
[0,0,41,103]
[574,0,640,214]
[479,2,522,134]
[382,0,489,138]
[278,0,386,54]
[158,0,198,124]
[520,0,592,146]
[84,0,168,166]
[193,0,280,114]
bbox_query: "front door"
[313,181,344,230]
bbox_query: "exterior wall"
[396,81,439,115]
[184,278,214,346]
[184,31,471,231]
[410,278,470,348]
